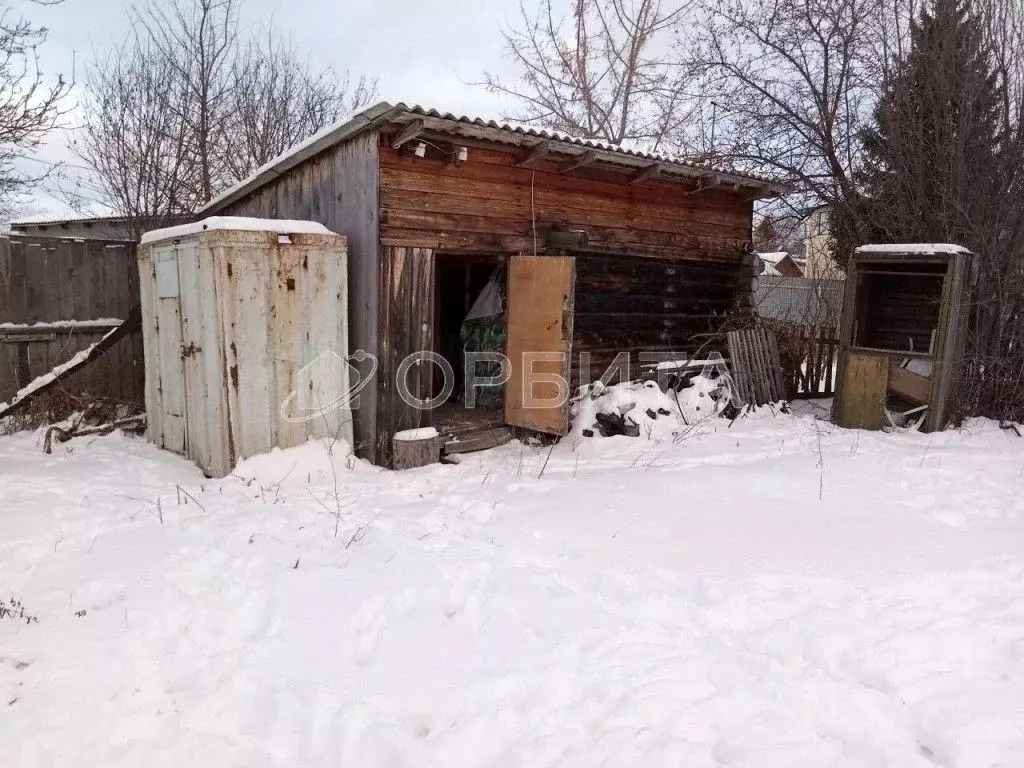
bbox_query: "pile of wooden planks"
[727,327,786,406]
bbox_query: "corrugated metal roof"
[395,103,779,183]
[201,101,784,215]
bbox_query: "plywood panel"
[837,352,888,430]
[888,362,931,405]
[506,254,575,435]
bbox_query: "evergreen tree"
[857,0,1006,248]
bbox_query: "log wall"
[571,252,750,386]
[377,137,753,261]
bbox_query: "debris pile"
[571,375,731,440]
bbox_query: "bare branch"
[481,0,697,148]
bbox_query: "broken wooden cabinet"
[832,244,973,432]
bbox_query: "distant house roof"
[9,214,128,229]
[201,101,786,214]
[9,214,188,241]
[757,251,804,277]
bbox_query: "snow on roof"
[856,243,970,254]
[140,216,335,245]
[756,252,795,276]
[10,213,124,227]
[201,101,786,215]
[757,252,791,264]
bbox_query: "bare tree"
[76,0,377,222]
[483,0,695,149]
[224,32,377,180]
[137,0,238,202]
[690,0,883,260]
[982,0,1024,123]
[73,33,199,237]
[0,6,68,213]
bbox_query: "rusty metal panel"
[176,238,232,477]
[214,230,276,464]
[292,233,353,449]
[138,244,163,444]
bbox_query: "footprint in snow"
[352,595,388,664]
[443,563,492,627]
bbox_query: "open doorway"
[432,253,508,448]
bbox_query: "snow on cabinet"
[138,218,352,477]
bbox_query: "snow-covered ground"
[2,402,1024,766]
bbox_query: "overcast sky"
[14,0,522,219]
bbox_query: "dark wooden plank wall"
[858,273,945,352]
[571,252,750,386]
[215,131,382,458]
[0,236,143,405]
[376,246,434,465]
[378,138,753,261]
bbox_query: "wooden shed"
[199,102,781,466]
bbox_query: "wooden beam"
[515,142,552,168]
[391,119,425,150]
[558,150,597,174]
[627,162,662,185]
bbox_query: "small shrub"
[0,597,38,625]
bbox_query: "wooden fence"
[0,235,143,406]
[779,324,839,398]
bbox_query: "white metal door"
[175,239,232,476]
[153,245,187,454]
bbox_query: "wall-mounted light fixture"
[413,141,427,158]
[457,146,469,162]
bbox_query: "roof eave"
[200,101,401,215]
[389,109,784,196]
[201,100,786,214]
